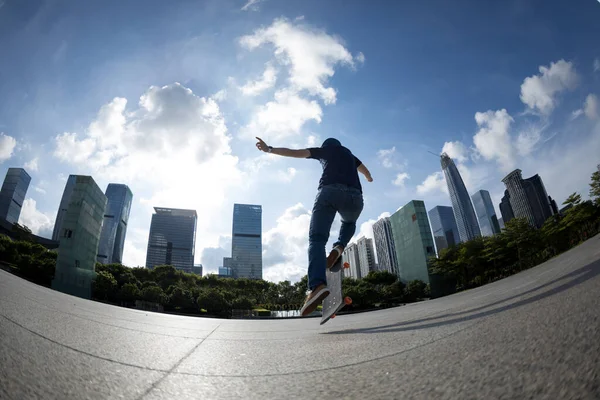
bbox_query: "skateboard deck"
[320,259,352,325]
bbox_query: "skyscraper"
[145,207,197,272]
[428,205,460,253]
[52,175,77,241]
[471,190,501,236]
[524,174,553,228]
[341,242,361,279]
[356,236,376,277]
[440,153,481,242]
[51,175,107,299]
[97,184,133,265]
[372,216,398,275]
[389,200,436,283]
[224,204,262,279]
[499,190,514,225]
[502,169,553,229]
[0,168,31,224]
[498,217,505,230]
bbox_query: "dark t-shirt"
[307,146,363,193]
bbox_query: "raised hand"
[255,137,270,152]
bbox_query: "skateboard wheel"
[331,314,336,318]
[344,296,352,305]
[343,262,350,269]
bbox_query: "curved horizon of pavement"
[1,235,599,400]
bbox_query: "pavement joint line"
[137,324,222,400]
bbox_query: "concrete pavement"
[1,234,599,399]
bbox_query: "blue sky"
[1,0,599,282]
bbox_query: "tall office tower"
[428,205,460,253]
[97,184,133,264]
[389,200,436,283]
[440,153,481,242]
[51,176,107,299]
[524,174,553,228]
[549,196,559,216]
[356,236,376,277]
[192,264,203,276]
[228,204,262,279]
[498,217,505,230]
[341,242,361,279]
[145,207,197,272]
[471,190,501,236]
[52,175,77,241]
[372,216,398,275]
[0,168,31,224]
[499,190,515,225]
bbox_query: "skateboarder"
[255,137,373,316]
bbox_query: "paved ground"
[1,235,599,400]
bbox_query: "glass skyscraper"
[389,200,436,283]
[52,175,77,241]
[0,168,31,224]
[356,236,376,277]
[471,190,501,237]
[145,207,197,271]
[372,216,398,275]
[428,205,460,253]
[499,190,514,226]
[502,169,553,229]
[51,175,107,299]
[97,184,133,265]
[440,153,481,242]
[226,204,262,279]
[524,174,553,228]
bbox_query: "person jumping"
[255,136,373,316]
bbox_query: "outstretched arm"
[358,163,373,182]
[255,137,310,158]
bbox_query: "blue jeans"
[308,184,364,290]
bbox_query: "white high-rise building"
[372,216,398,274]
[341,243,361,279]
[356,237,376,278]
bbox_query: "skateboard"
[320,259,352,325]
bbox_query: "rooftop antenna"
[427,150,439,158]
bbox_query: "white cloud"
[584,94,598,120]
[241,0,264,11]
[515,121,547,156]
[355,52,365,64]
[239,17,361,105]
[276,167,297,183]
[473,109,515,172]
[200,235,232,275]
[213,89,227,102]
[240,63,277,96]
[519,59,578,115]
[18,199,53,238]
[571,109,584,120]
[594,58,600,73]
[392,172,410,187]
[441,141,467,162]
[0,133,17,162]
[24,157,39,172]
[244,89,322,140]
[377,146,396,168]
[416,171,447,196]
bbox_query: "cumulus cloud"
[24,158,39,172]
[473,109,515,172]
[0,133,17,162]
[18,199,54,238]
[417,171,447,195]
[584,94,598,120]
[441,141,468,162]
[392,172,410,187]
[377,146,396,168]
[239,17,362,105]
[519,59,578,115]
[240,62,277,96]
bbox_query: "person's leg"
[307,188,338,291]
[333,190,364,249]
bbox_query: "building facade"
[97,184,133,264]
[51,176,107,299]
[226,204,262,279]
[524,174,553,228]
[502,169,554,229]
[356,236,376,277]
[428,205,460,254]
[389,200,436,283]
[499,190,515,226]
[441,153,481,242]
[0,168,31,224]
[52,175,77,241]
[342,242,361,279]
[471,190,501,236]
[372,216,398,275]
[145,207,197,271]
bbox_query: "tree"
[119,283,140,303]
[141,285,167,304]
[168,286,195,311]
[404,280,427,302]
[231,296,255,310]
[563,192,582,207]
[197,288,231,316]
[92,271,118,301]
[363,270,398,286]
[589,164,600,205]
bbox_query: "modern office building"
[440,153,481,242]
[145,207,197,271]
[372,216,398,275]
[428,205,460,254]
[356,236,376,278]
[52,175,77,241]
[502,169,554,229]
[0,168,31,224]
[218,266,233,277]
[342,242,361,279]
[51,176,107,299]
[525,174,553,228]
[389,200,436,283]
[549,196,559,216]
[192,264,203,276]
[498,217,505,230]
[97,184,133,265]
[223,204,262,279]
[471,190,501,237]
[499,190,515,225]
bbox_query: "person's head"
[321,138,341,148]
